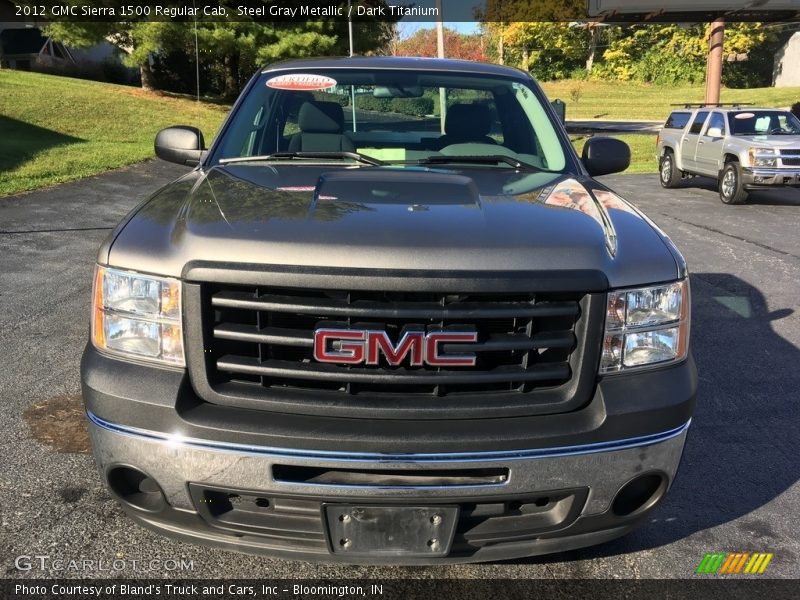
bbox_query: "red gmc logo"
[313,328,479,367]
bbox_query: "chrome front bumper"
[743,167,800,186]
[87,412,690,563]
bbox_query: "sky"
[393,0,482,38]
[397,21,480,39]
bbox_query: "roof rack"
[670,103,755,108]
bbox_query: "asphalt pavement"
[1,162,798,582]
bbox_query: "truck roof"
[262,56,531,79]
[669,106,788,114]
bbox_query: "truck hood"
[734,135,800,147]
[104,164,680,289]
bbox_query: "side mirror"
[706,126,723,138]
[155,126,207,166]
[582,136,631,177]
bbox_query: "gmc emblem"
[313,328,479,367]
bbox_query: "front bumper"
[87,413,688,564]
[742,167,800,188]
[82,345,696,564]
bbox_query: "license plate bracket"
[324,505,458,558]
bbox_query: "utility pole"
[436,0,446,133]
[348,0,357,132]
[436,0,444,58]
[348,0,354,57]
[705,17,725,105]
[192,0,199,102]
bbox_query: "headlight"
[748,147,776,168]
[600,279,689,374]
[91,266,184,366]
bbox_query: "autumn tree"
[476,0,586,64]
[501,22,587,78]
[394,28,486,62]
[476,0,778,86]
[596,23,777,85]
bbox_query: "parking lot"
[1,162,798,579]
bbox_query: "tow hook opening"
[611,473,667,517]
[107,466,166,513]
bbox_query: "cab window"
[665,111,690,129]
[689,111,709,135]
[704,112,725,135]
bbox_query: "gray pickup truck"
[81,56,696,564]
[657,105,800,204]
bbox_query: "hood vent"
[312,169,481,209]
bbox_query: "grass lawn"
[571,133,659,174]
[541,80,800,121]
[0,70,228,197]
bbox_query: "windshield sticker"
[734,113,755,119]
[266,74,337,91]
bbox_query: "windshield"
[214,69,568,172]
[729,111,800,136]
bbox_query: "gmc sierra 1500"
[81,57,696,564]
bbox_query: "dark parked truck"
[81,57,696,564]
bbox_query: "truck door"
[694,111,726,176]
[680,110,709,172]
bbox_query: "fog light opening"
[611,473,667,517]
[107,466,166,513]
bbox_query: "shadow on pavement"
[517,272,799,563]
[0,114,84,172]
[669,175,800,206]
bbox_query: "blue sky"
[397,21,480,38]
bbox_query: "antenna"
[193,0,200,103]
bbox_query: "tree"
[502,22,587,78]
[44,1,397,96]
[44,21,183,90]
[394,28,486,61]
[595,23,776,85]
[193,16,396,98]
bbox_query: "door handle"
[698,140,705,145]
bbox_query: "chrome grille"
[779,149,800,167]
[203,285,583,397]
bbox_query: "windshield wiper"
[219,151,384,167]
[398,155,552,172]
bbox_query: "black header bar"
[4,0,800,23]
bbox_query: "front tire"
[659,151,682,188]
[719,162,749,205]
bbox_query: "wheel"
[719,162,749,205]
[659,151,682,188]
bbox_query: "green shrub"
[356,95,434,116]
[630,48,705,85]
[569,67,589,81]
[391,96,434,116]
[312,90,350,107]
[527,50,585,81]
[356,95,391,113]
